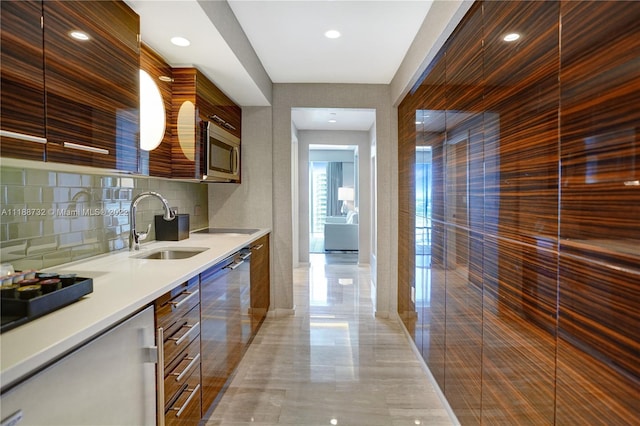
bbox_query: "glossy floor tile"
[204,253,455,426]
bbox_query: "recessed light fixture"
[158,75,173,82]
[328,119,337,123]
[171,36,191,47]
[324,30,341,39]
[503,33,521,42]
[69,31,90,41]
[415,121,422,125]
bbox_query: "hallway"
[205,254,455,426]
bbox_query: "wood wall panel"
[482,236,557,425]
[556,338,640,425]
[397,1,638,424]
[444,227,482,425]
[483,0,560,243]
[559,0,640,249]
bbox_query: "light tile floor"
[204,254,455,426]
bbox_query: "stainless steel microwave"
[203,120,240,183]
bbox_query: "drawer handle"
[172,353,200,382]
[172,384,201,418]
[169,321,200,346]
[168,289,199,309]
[226,259,245,270]
[0,129,47,144]
[63,141,109,155]
[252,244,264,251]
[240,251,252,260]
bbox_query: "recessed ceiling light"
[328,119,337,123]
[69,31,90,41]
[171,36,191,47]
[503,33,521,42]
[158,75,173,82]
[415,121,422,125]
[324,30,341,39]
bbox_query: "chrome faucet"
[129,191,175,251]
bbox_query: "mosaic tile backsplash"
[0,166,208,271]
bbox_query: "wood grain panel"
[140,44,172,178]
[43,0,139,171]
[558,253,639,382]
[170,68,202,179]
[559,0,640,252]
[0,0,46,161]
[423,220,446,389]
[482,236,557,425]
[483,0,559,243]
[200,257,256,416]
[556,338,640,425]
[250,234,270,322]
[444,226,483,425]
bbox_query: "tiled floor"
[204,253,455,426]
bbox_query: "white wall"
[298,130,370,265]
[272,83,397,317]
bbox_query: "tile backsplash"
[1,166,208,271]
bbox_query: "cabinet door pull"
[252,244,264,251]
[0,130,47,144]
[240,252,252,260]
[172,384,201,418]
[169,321,200,346]
[172,353,200,382]
[168,289,199,309]
[225,259,244,270]
[156,328,166,426]
[63,142,109,155]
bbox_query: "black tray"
[1,278,93,333]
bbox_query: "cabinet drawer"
[164,338,201,406]
[156,277,199,331]
[163,307,200,365]
[165,365,201,426]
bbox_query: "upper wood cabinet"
[0,0,46,161]
[139,44,173,178]
[43,0,140,172]
[171,68,241,180]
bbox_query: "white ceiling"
[125,0,437,130]
[292,108,375,131]
[227,0,433,84]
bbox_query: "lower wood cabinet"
[250,234,270,322]
[155,276,201,426]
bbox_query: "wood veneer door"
[43,0,140,172]
[250,234,270,323]
[139,44,172,178]
[0,0,46,161]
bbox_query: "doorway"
[291,107,374,265]
[309,146,358,254]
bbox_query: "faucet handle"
[137,223,152,242]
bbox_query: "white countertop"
[0,228,270,391]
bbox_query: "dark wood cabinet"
[155,277,202,426]
[43,0,140,172]
[0,0,46,161]
[171,68,241,180]
[140,43,173,178]
[249,234,270,322]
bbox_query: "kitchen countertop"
[0,228,270,391]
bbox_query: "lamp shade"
[338,187,354,201]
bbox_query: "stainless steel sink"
[132,247,209,260]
